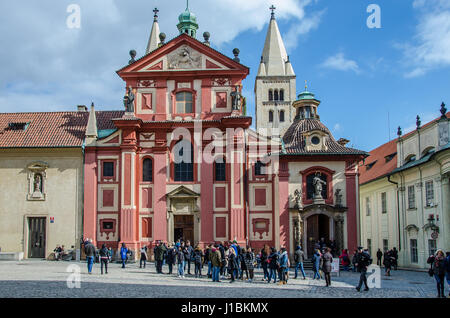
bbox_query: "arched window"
[176,92,193,114]
[173,140,194,181]
[215,157,226,181]
[422,147,435,157]
[280,89,284,101]
[280,110,285,122]
[143,158,153,182]
[405,154,416,164]
[274,89,279,101]
[269,110,274,122]
[268,90,273,101]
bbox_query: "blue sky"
[1,0,449,151]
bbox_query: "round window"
[311,136,320,145]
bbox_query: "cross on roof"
[270,5,276,18]
[153,7,159,17]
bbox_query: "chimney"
[77,105,88,112]
[337,138,350,146]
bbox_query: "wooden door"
[28,217,46,258]
[174,215,194,243]
[307,215,319,258]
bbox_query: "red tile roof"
[359,111,449,185]
[0,110,124,148]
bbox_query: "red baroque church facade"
[82,7,366,258]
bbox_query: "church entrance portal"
[174,215,194,243]
[306,214,330,258]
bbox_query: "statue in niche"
[33,173,42,193]
[230,85,242,111]
[313,172,326,199]
[123,87,135,113]
[335,188,343,207]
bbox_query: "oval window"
[311,136,320,145]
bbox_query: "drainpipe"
[387,175,401,252]
[244,129,249,247]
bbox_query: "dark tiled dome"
[282,118,366,155]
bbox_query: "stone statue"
[123,87,135,113]
[230,85,242,111]
[33,174,42,193]
[168,45,201,69]
[335,188,343,206]
[313,173,326,199]
[294,188,302,208]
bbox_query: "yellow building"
[359,105,449,269]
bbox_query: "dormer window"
[366,161,377,170]
[8,122,29,131]
[405,154,416,164]
[385,153,396,163]
[422,147,435,157]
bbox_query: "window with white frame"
[383,239,389,253]
[381,192,387,214]
[365,197,371,216]
[425,181,434,206]
[408,185,415,209]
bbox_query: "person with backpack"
[278,247,289,285]
[339,249,351,271]
[312,249,322,280]
[322,247,333,287]
[210,245,222,282]
[193,246,204,278]
[120,243,128,269]
[355,246,372,292]
[294,245,306,279]
[268,247,279,284]
[427,249,447,298]
[139,246,148,269]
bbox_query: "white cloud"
[401,1,450,77]
[0,0,321,112]
[284,9,326,50]
[333,123,342,132]
[320,53,360,73]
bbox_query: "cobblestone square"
[0,260,443,298]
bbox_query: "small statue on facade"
[230,85,242,111]
[123,87,135,113]
[294,188,302,208]
[313,172,326,199]
[335,188,343,207]
[33,173,42,193]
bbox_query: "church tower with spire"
[255,5,296,137]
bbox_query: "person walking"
[176,246,185,278]
[244,248,255,282]
[84,240,96,274]
[383,250,393,276]
[339,249,351,271]
[278,247,288,285]
[120,243,128,269]
[427,249,447,298]
[99,244,109,275]
[322,247,333,287]
[294,245,306,279]
[193,246,204,278]
[261,245,270,281]
[445,251,450,298]
[376,249,383,267]
[355,247,372,292]
[268,247,279,284]
[392,247,398,270]
[312,249,322,280]
[228,247,238,283]
[205,244,212,279]
[139,246,148,269]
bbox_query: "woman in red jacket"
[339,249,350,271]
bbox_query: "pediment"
[117,33,248,75]
[166,185,200,198]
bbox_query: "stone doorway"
[174,215,194,243]
[28,217,46,258]
[306,214,330,258]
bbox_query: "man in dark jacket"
[155,242,167,274]
[376,249,383,267]
[184,241,194,275]
[84,239,96,274]
[392,247,398,270]
[355,247,371,292]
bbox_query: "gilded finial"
[305,80,308,91]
